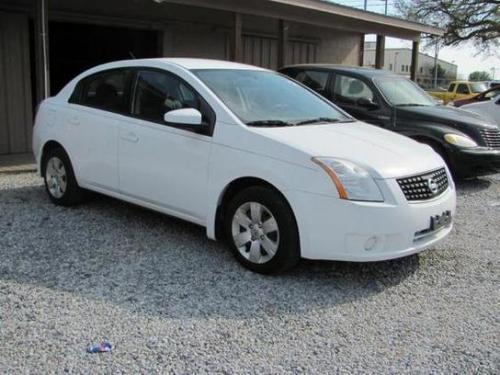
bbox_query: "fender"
[205,171,295,241]
[398,121,473,150]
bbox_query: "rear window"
[294,70,329,92]
[71,69,132,114]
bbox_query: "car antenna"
[128,51,136,59]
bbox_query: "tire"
[42,147,87,206]
[224,186,300,274]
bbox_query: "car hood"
[253,121,444,179]
[396,104,495,128]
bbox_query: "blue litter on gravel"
[87,341,113,353]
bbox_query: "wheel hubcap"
[231,202,279,264]
[45,156,67,199]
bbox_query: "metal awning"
[153,0,443,40]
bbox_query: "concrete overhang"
[153,0,444,40]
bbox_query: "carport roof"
[153,0,443,40]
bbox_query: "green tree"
[396,0,499,53]
[468,71,492,81]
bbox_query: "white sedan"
[462,95,500,125]
[33,59,456,274]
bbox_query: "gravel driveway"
[0,171,499,373]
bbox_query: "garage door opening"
[49,22,160,95]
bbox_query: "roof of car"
[280,64,399,78]
[162,58,269,71]
[104,58,268,71]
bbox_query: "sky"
[329,0,500,80]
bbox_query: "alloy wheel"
[45,156,67,199]
[231,202,280,264]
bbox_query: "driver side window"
[333,75,374,105]
[132,70,202,124]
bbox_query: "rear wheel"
[42,148,87,206]
[224,186,300,274]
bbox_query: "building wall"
[159,18,360,70]
[0,12,33,155]
[290,23,361,65]
[162,25,229,60]
[363,46,458,84]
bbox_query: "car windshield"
[470,82,488,93]
[374,77,437,107]
[194,69,351,126]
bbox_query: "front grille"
[480,128,500,149]
[397,168,449,201]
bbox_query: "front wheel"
[224,186,300,274]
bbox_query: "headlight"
[312,158,384,202]
[444,133,477,148]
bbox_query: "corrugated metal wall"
[242,35,316,70]
[0,12,33,155]
[287,40,317,66]
[242,35,278,69]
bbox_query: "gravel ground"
[0,171,499,373]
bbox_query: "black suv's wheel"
[42,147,87,206]
[224,186,300,274]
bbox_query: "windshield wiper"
[294,117,350,125]
[246,120,295,127]
[395,103,429,107]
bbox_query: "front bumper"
[289,177,456,262]
[448,147,500,177]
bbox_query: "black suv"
[280,65,500,178]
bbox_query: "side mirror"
[357,97,378,109]
[164,108,202,126]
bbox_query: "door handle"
[121,132,139,143]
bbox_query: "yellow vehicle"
[427,81,488,104]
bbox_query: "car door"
[330,73,391,127]
[117,68,214,223]
[65,68,133,191]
